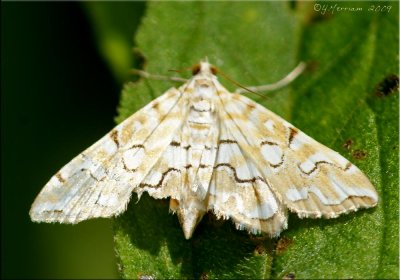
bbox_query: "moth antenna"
[168,65,193,73]
[131,69,187,83]
[218,70,267,99]
[234,62,307,95]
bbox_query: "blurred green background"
[2,2,144,278]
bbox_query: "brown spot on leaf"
[276,237,293,255]
[254,244,266,256]
[342,139,354,150]
[352,149,367,160]
[283,272,296,279]
[375,74,399,97]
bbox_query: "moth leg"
[234,62,307,94]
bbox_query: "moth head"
[192,61,218,76]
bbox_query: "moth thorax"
[194,79,215,98]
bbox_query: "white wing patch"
[30,60,378,239]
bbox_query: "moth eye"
[192,64,201,75]
[210,65,218,75]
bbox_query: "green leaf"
[91,1,398,279]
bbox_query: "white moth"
[30,59,378,239]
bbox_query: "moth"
[30,59,378,239]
